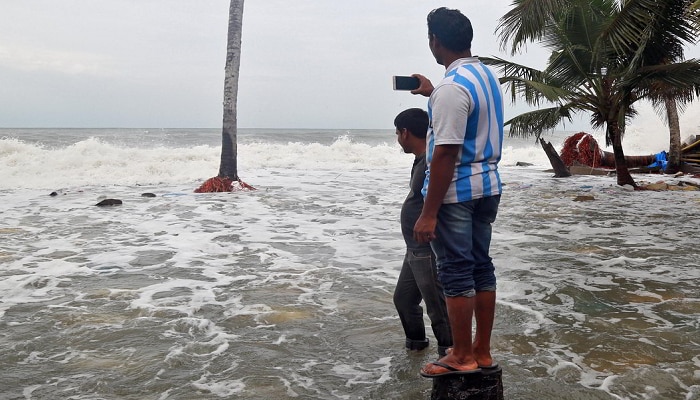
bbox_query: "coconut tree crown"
[484,0,700,186]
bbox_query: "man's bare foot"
[442,346,496,369]
[420,355,479,376]
[473,340,494,368]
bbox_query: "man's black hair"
[427,7,473,53]
[394,108,429,139]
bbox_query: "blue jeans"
[393,248,453,352]
[430,195,500,297]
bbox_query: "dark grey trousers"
[393,248,452,355]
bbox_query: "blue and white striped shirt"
[423,57,504,203]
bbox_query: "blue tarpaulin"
[648,151,668,171]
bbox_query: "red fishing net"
[194,177,256,193]
[559,132,603,167]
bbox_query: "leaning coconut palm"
[196,0,254,193]
[486,0,700,187]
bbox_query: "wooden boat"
[539,133,700,176]
[553,132,700,175]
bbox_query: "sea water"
[0,128,698,400]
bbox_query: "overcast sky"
[2,1,700,134]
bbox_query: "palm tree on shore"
[636,0,700,174]
[196,0,253,192]
[486,0,700,186]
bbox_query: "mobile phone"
[393,75,420,91]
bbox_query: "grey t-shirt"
[401,153,431,250]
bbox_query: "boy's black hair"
[427,7,473,53]
[394,108,429,139]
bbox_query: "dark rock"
[141,193,157,197]
[49,192,58,197]
[515,161,534,167]
[96,199,123,206]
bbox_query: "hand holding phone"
[393,75,420,91]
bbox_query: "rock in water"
[141,193,157,197]
[96,199,123,206]
[573,195,595,202]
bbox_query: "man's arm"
[413,144,460,243]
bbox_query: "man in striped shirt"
[411,7,504,377]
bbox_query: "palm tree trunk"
[664,95,682,174]
[609,123,636,187]
[218,0,244,180]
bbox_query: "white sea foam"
[0,127,676,190]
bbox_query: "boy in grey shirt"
[393,108,452,357]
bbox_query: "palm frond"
[480,56,543,82]
[625,60,700,100]
[603,0,697,63]
[505,106,573,138]
[481,56,574,105]
[497,0,571,54]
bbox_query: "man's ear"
[428,33,438,48]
